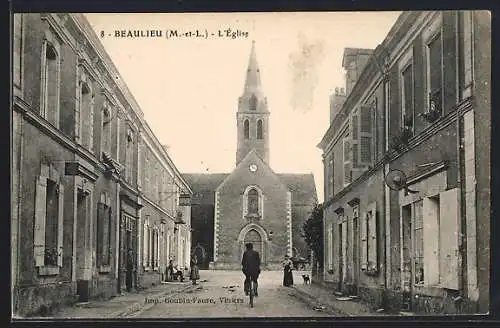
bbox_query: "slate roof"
[182,172,317,207]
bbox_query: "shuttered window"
[350,112,359,168]
[34,175,64,269]
[427,32,443,113]
[423,196,440,285]
[328,157,334,198]
[360,207,368,271]
[401,63,414,129]
[97,193,112,267]
[360,103,374,165]
[366,202,378,272]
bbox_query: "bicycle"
[248,279,255,308]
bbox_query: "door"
[338,222,343,291]
[352,215,359,295]
[242,229,264,264]
[401,204,412,311]
[119,213,137,293]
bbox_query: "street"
[127,270,330,318]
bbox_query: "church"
[183,42,317,270]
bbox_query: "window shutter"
[360,103,374,166]
[327,225,333,270]
[343,138,351,186]
[107,206,112,265]
[57,182,64,267]
[156,230,160,268]
[143,219,149,267]
[75,83,81,141]
[423,197,440,285]
[439,188,460,290]
[360,211,368,270]
[89,95,95,152]
[367,202,378,271]
[350,111,360,168]
[97,203,105,265]
[34,177,47,267]
[341,219,348,280]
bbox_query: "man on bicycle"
[241,242,261,297]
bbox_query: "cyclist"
[241,242,261,297]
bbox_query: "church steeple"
[243,41,262,97]
[236,41,270,166]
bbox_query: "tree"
[301,203,324,271]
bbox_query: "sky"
[85,12,401,203]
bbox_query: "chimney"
[342,48,374,95]
[330,87,346,122]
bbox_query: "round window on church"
[249,164,258,172]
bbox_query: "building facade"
[318,11,490,314]
[11,13,192,317]
[183,42,317,270]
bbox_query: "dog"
[302,274,310,284]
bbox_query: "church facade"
[183,42,317,270]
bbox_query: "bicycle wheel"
[249,281,254,308]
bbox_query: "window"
[402,188,459,289]
[244,119,250,139]
[360,202,377,272]
[40,40,60,127]
[426,30,443,114]
[343,136,351,187]
[125,129,134,183]
[243,186,264,219]
[249,94,257,111]
[78,72,94,151]
[97,193,112,267]
[101,104,112,156]
[248,188,259,214]
[401,63,414,130]
[328,157,334,198]
[34,166,64,271]
[459,11,474,99]
[13,14,23,90]
[257,119,263,139]
[143,216,150,268]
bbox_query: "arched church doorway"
[242,229,264,264]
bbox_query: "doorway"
[76,190,89,302]
[118,213,137,293]
[338,222,343,291]
[242,229,263,263]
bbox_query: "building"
[11,13,192,317]
[183,41,317,270]
[317,11,490,314]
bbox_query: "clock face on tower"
[249,164,258,172]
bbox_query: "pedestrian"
[190,253,200,285]
[166,259,174,282]
[283,255,294,287]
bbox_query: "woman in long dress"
[283,255,294,287]
[190,253,200,285]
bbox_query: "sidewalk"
[47,281,197,319]
[292,283,388,317]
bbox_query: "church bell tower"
[236,41,270,166]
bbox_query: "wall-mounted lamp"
[268,231,274,241]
